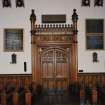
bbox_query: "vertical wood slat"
[25,91,31,105]
[92,87,97,104]
[80,88,85,105]
[13,92,19,105]
[80,88,85,100]
[78,73,105,87]
[1,92,6,105]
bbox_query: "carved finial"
[30,9,36,35]
[30,9,36,22]
[72,9,78,34]
[72,9,78,23]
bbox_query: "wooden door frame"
[31,43,78,86]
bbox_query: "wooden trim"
[78,72,105,75]
[0,74,32,77]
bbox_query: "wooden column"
[32,44,38,81]
[71,9,78,82]
[71,41,78,81]
[30,9,37,81]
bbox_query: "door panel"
[40,48,69,91]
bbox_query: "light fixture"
[16,0,24,7]
[81,0,90,7]
[93,52,98,62]
[11,53,17,64]
[2,0,11,7]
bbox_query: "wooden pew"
[97,86,105,104]
[29,82,43,105]
[84,84,92,104]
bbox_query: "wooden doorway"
[40,48,70,92]
[30,9,78,91]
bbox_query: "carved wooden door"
[40,48,70,92]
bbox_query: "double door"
[40,48,70,92]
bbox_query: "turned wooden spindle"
[25,90,31,105]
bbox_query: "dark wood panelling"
[0,74,32,90]
[78,73,105,87]
[0,73,104,105]
[0,73,105,88]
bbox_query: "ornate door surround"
[30,9,78,89]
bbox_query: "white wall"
[0,0,105,74]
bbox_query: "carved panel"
[34,35,73,43]
[34,24,73,35]
[39,48,69,90]
[78,73,105,87]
